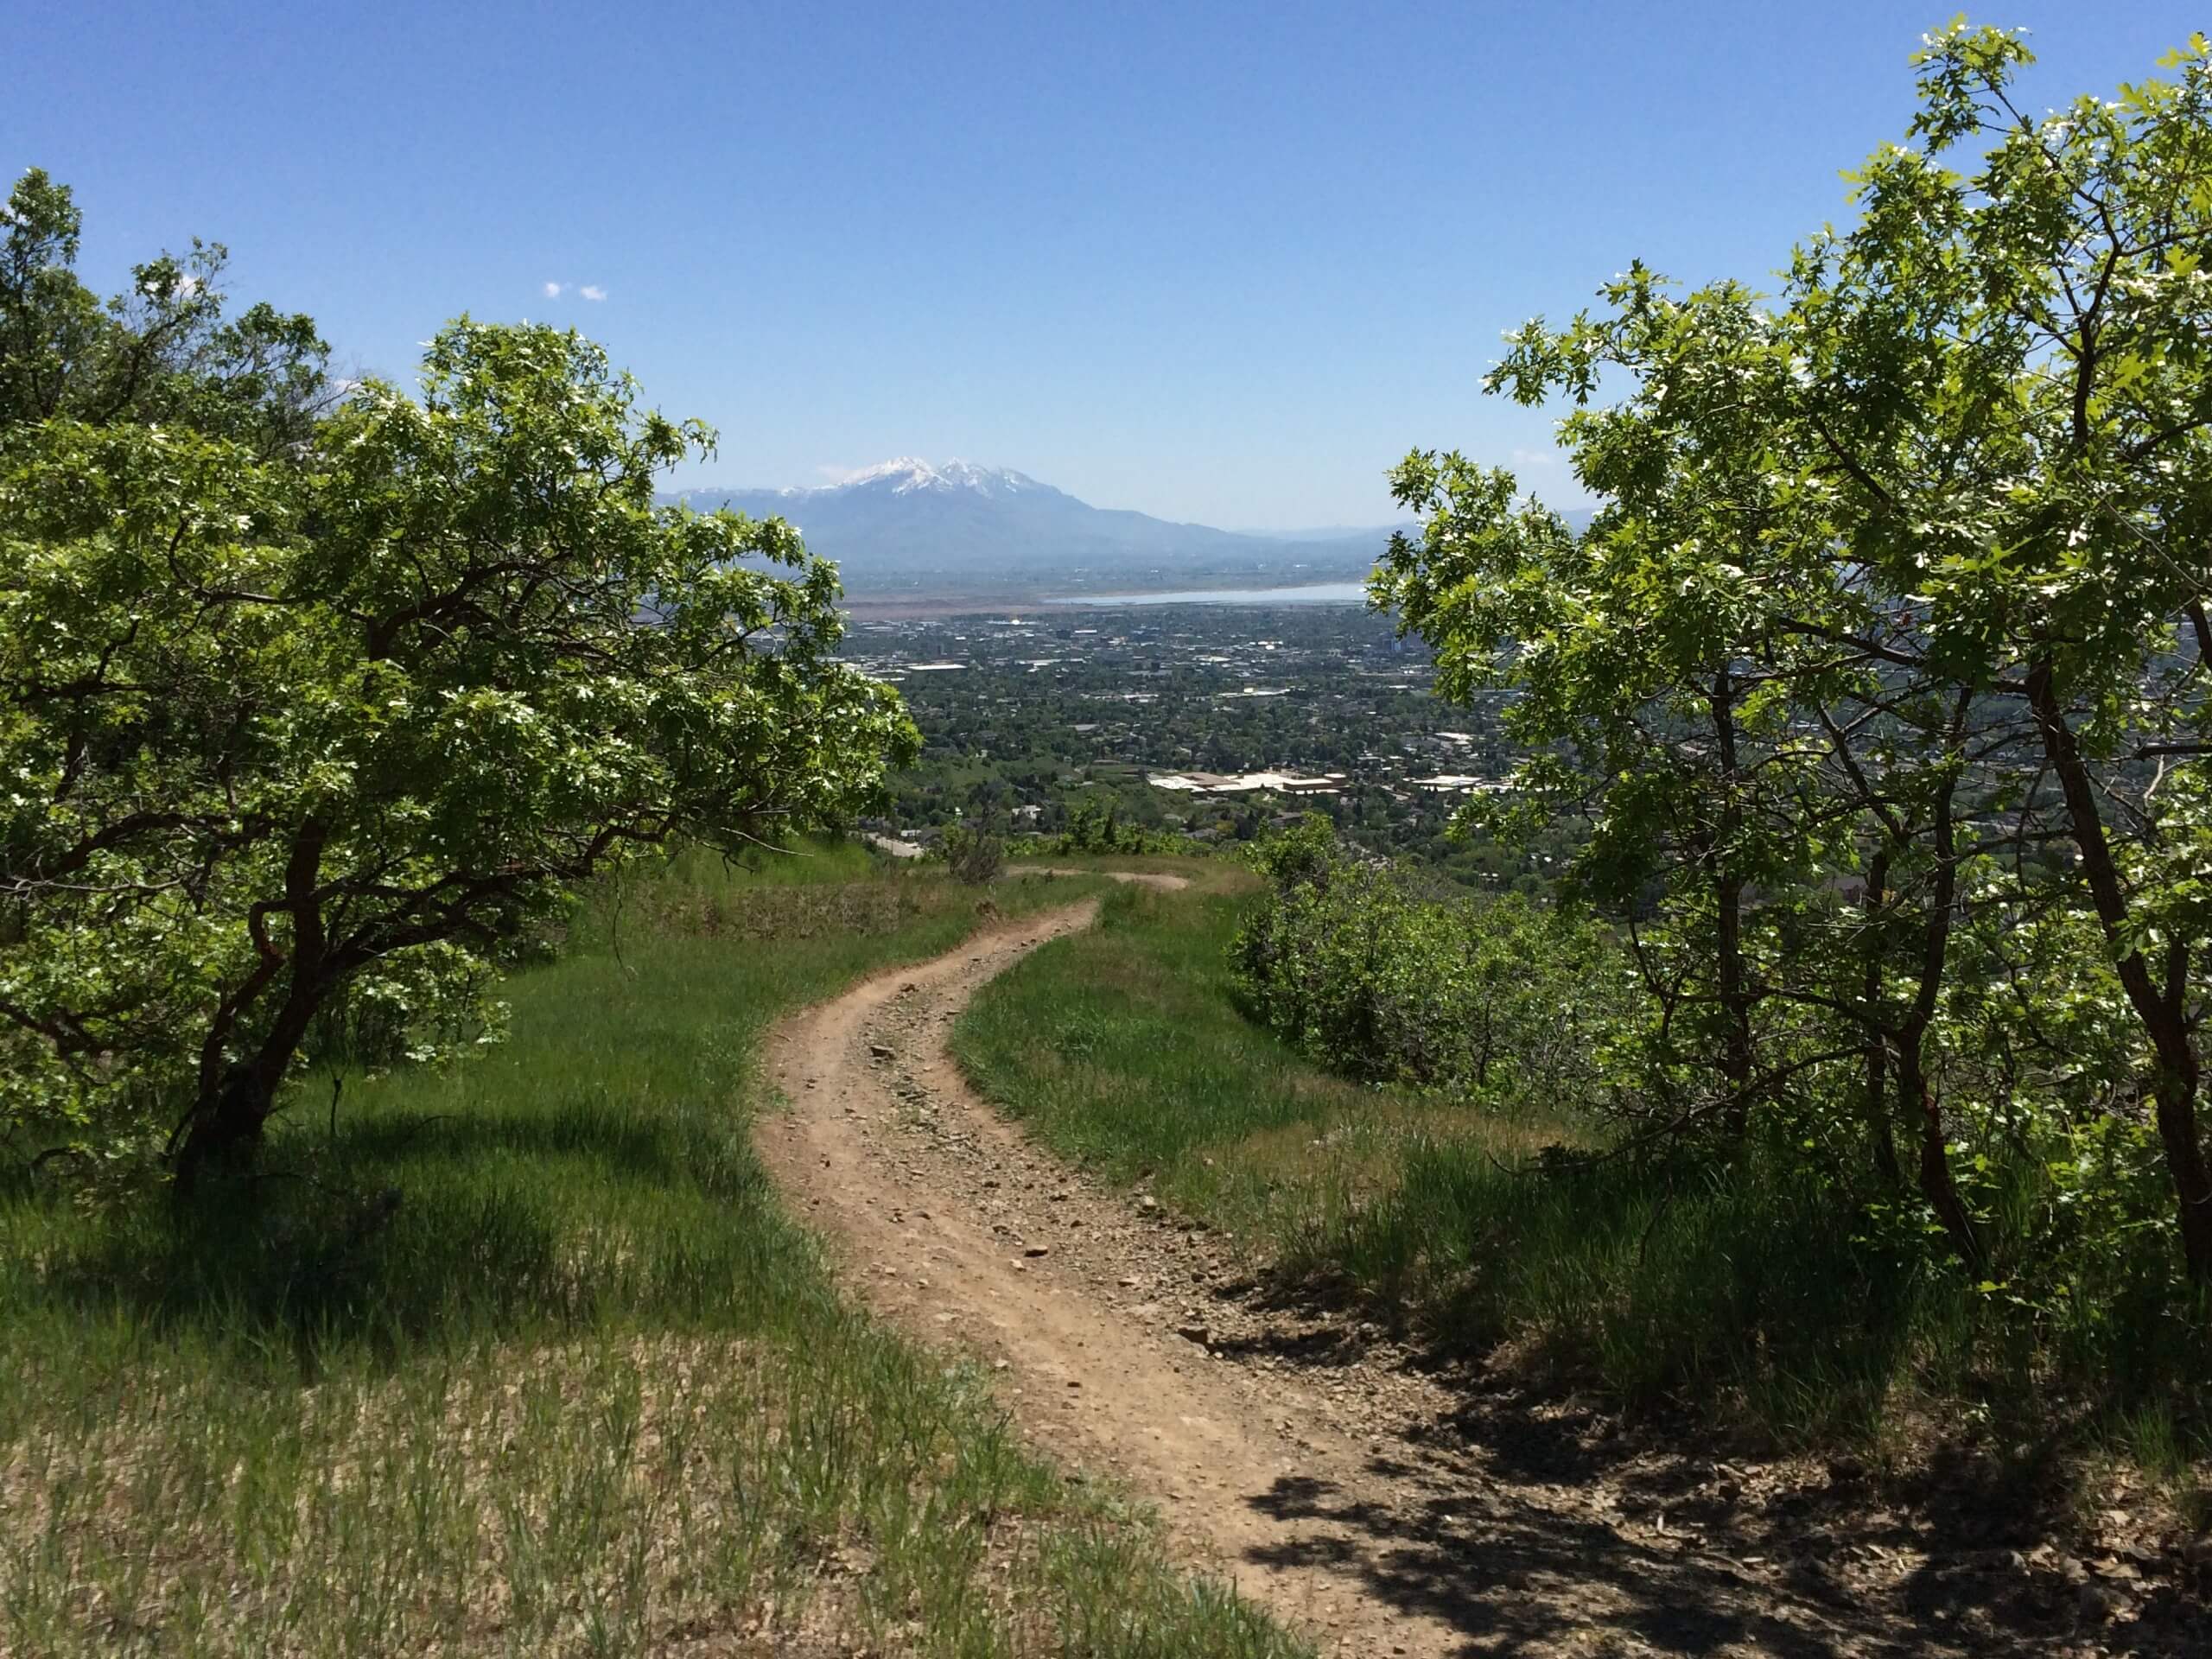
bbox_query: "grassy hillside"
[954,874,1554,1253]
[952,875,2212,1510]
[0,851,1304,1658]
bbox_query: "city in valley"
[846,600,1571,887]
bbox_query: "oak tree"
[2,175,918,1184]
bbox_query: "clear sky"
[8,2,2204,527]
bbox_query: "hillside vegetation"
[0,853,1303,1656]
[957,855,2212,1512]
[957,20,2212,1499]
[1371,23,2212,1310]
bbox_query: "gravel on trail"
[760,880,2208,1658]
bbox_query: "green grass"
[950,876,2212,1482]
[0,849,1307,1659]
[1006,851,1236,884]
[953,878,1554,1262]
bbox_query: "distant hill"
[666,459,1391,599]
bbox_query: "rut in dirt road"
[756,876,2196,1659]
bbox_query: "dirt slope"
[758,881,2202,1657]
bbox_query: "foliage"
[964,857,2212,1464]
[1231,817,1630,1106]
[939,821,1007,885]
[0,168,329,450]
[1372,27,2212,1299]
[0,173,919,1179]
[1053,795,1181,855]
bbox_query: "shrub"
[1231,816,1630,1109]
[939,823,1005,886]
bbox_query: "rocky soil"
[759,888,2210,1656]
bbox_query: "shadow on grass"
[21,1100,797,1378]
[327,1095,699,1185]
[1197,1149,2212,1655]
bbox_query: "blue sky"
[8,2,2203,527]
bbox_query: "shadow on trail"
[1239,1433,2208,1656]
[1210,1285,2210,1656]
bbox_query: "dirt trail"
[761,879,1460,1654]
[760,877,2202,1658]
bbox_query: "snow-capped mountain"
[670,460,1389,597]
[755,458,1046,501]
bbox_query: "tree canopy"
[1,171,918,1182]
[1375,26,2212,1286]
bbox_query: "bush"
[939,823,1005,886]
[1230,818,2212,1440]
[1054,798,1174,855]
[1230,817,1630,1110]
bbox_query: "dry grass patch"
[4,1329,1283,1657]
[1207,1093,1570,1249]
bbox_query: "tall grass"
[1319,1141,1942,1433]
[952,875,2212,1478]
[954,880,1553,1251]
[0,849,1306,1658]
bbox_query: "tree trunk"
[1897,765,1976,1266]
[174,1066,277,1194]
[174,976,330,1192]
[174,817,332,1198]
[1859,851,1901,1186]
[2150,1062,2212,1282]
[1716,871,1753,1140]
[2026,661,2212,1283]
[1865,1039,1897,1184]
[1711,670,1754,1141]
[1904,1052,1981,1270]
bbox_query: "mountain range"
[667,459,1402,600]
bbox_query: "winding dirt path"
[759,876,2208,1658]
[760,877,1460,1655]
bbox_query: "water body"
[1049,581,1370,607]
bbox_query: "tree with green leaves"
[1,168,329,448]
[2,173,918,1185]
[1232,814,1630,1105]
[1812,23,2212,1280]
[1376,24,2212,1282]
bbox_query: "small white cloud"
[1510,446,1561,469]
[542,281,563,297]
[579,284,607,302]
[814,463,866,483]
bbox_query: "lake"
[1049,581,1370,607]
